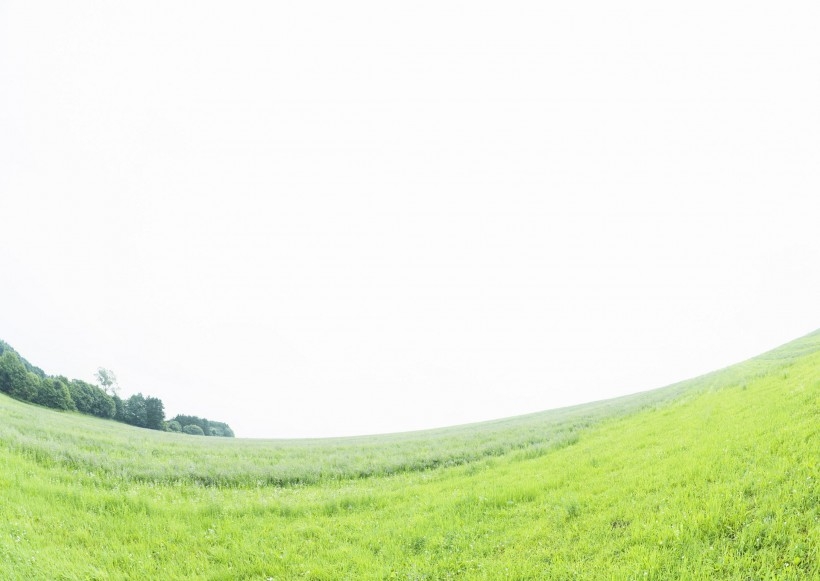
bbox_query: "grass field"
[1,330,819,579]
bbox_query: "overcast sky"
[1,1,818,438]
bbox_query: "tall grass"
[1,329,818,579]
[0,364,716,487]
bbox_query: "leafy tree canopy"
[0,340,235,437]
[95,367,119,396]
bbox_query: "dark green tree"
[0,341,46,378]
[0,351,39,401]
[68,378,93,412]
[113,394,125,422]
[122,393,148,427]
[0,350,23,394]
[145,396,165,430]
[34,377,75,411]
[68,379,115,418]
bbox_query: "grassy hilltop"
[1,331,819,579]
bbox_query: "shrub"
[167,420,182,432]
[170,415,234,437]
[183,424,205,436]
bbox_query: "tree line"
[0,340,234,437]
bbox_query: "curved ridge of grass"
[2,330,818,488]
[0,359,738,488]
[1,329,819,579]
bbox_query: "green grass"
[1,330,819,579]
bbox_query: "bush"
[170,415,234,437]
[209,420,234,438]
[167,420,182,432]
[183,424,205,436]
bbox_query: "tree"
[95,367,119,396]
[69,379,115,418]
[0,351,24,394]
[0,341,45,378]
[145,396,165,430]
[68,379,93,412]
[1,340,237,436]
[34,377,75,411]
[122,393,148,427]
[0,351,39,401]
[113,394,125,422]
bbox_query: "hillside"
[1,330,819,579]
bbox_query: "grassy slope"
[1,331,819,579]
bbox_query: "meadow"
[1,330,819,579]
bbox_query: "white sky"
[1,1,818,438]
